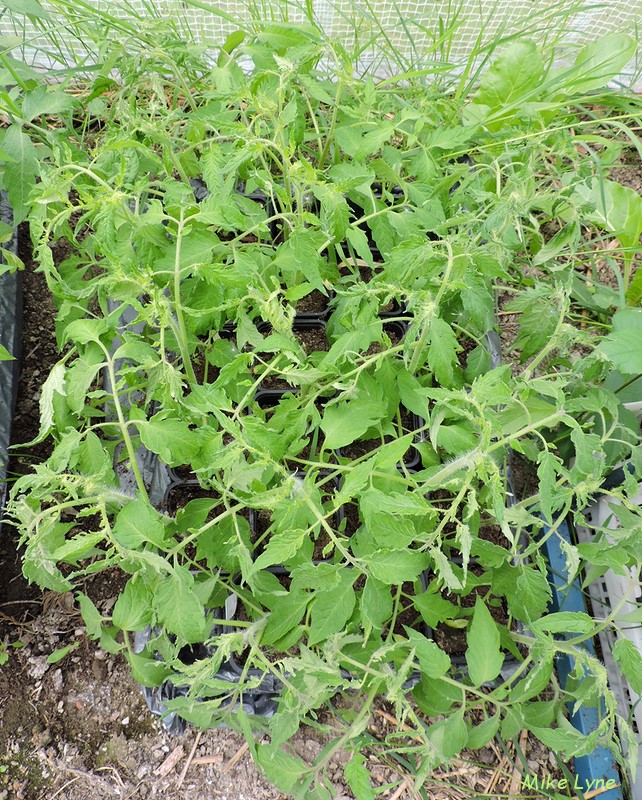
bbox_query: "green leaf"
[461,275,494,333]
[153,568,208,643]
[496,396,561,437]
[77,431,113,479]
[112,498,168,549]
[466,713,500,750]
[328,162,374,192]
[577,178,642,256]
[22,85,75,121]
[436,423,478,456]
[112,578,154,631]
[466,596,504,685]
[413,591,457,628]
[262,591,310,645]
[427,318,460,387]
[0,245,24,273]
[218,30,245,64]
[138,416,201,466]
[127,651,172,687]
[313,184,350,242]
[600,310,642,374]
[51,531,104,564]
[2,123,39,224]
[530,612,595,636]
[309,571,356,645]
[533,221,580,267]
[32,362,66,444]
[511,654,554,703]
[505,291,559,361]
[63,318,109,346]
[0,219,15,243]
[508,566,552,623]
[344,753,375,800]
[424,125,476,151]
[413,675,459,715]
[372,435,414,469]
[0,344,14,361]
[365,550,429,584]
[405,629,450,678]
[561,34,636,95]
[3,0,50,18]
[397,370,430,420]
[613,638,642,694]
[427,708,468,759]
[361,576,393,628]
[472,41,543,111]
[320,399,384,449]
[76,593,104,639]
[253,528,308,571]
[255,744,306,793]
[273,228,326,293]
[336,459,372,503]
[361,488,431,517]
[530,723,592,755]
[626,268,642,305]
[47,643,79,664]
[65,346,105,415]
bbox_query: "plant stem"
[172,215,197,385]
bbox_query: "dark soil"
[339,407,419,464]
[293,325,329,354]
[294,289,330,315]
[362,323,404,356]
[164,484,226,519]
[390,582,423,637]
[341,502,361,536]
[9,224,58,470]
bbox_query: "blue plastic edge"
[540,514,624,800]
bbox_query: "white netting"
[3,1,642,87]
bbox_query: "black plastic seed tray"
[0,194,21,535]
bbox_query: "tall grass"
[3,0,636,94]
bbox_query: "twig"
[584,785,621,799]
[507,730,529,795]
[155,744,185,777]
[123,782,145,800]
[95,765,125,788]
[484,755,509,794]
[191,754,225,766]
[388,777,414,800]
[49,777,79,800]
[176,730,202,789]
[373,709,423,743]
[220,741,249,775]
[0,599,43,606]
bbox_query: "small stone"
[51,669,63,692]
[27,655,49,680]
[121,717,129,726]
